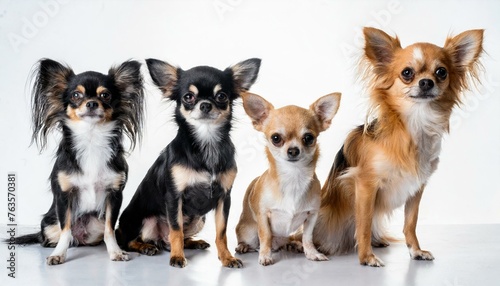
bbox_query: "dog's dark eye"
[215,92,228,103]
[271,133,283,147]
[99,92,111,102]
[435,67,448,80]
[183,92,196,104]
[303,133,315,146]
[401,68,415,82]
[71,92,83,101]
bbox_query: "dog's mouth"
[189,109,226,124]
[82,111,104,118]
[78,109,108,123]
[196,112,221,121]
[409,92,439,101]
[81,110,105,119]
[406,86,441,102]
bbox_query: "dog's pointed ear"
[310,92,341,132]
[242,92,274,131]
[109,60,143,93]
[363,27,401,66]
[36,58,74,91]
[146,58,179,99]
[226,58,261,95]
[444,29,484,69]
[108,60,145,150]
[31,58,74,151]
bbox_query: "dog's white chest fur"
[373,154,426,210]
[374,103,444,210]
[265,163,319,237]
[67,120,121,215]
[269,209,312,237]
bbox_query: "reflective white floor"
[1,224,498,286]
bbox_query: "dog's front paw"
[140,244,160,256]
[110,251,130,261]
[410,249,434,261]
[360,253,385,267]
[185,238,210,250]
[170,256,187,268]
[372,239,390,248]
[42,240,57,248]
[235,242,256,254]
[47,255,65,265]
[222,256,243,268]
[305,251,329,261]
[285,241,304,253]
[258,253,274,266]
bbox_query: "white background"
[0,0,499,229]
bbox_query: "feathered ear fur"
[225,58,261,95]
[241,92,274,132]
[310,92,341,132]
[146,58,179,99]
[31,58,74,151]
[363,27,401,76]
[445,29,484,69]
[444,29,484,93]
[108,60,145,150]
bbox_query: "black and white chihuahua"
[116,58,261,268]
[14,59,145,265]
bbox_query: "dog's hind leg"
[183,216,210,249]
[127,238,160,256]
[235,211,259,254]
[235,179,259,254]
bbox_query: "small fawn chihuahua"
[235,92,341,266]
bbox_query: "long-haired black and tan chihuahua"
[314,27,483,266]
[116,58,261,268]
[13,59,145,265]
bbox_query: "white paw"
[360,254,385,267]
[258,253,274,266]
[235,242,256,254]
[410,249,434,261]
[305,251,329,261]
[47,255,66,265]
[110,250,130,261]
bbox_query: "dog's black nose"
[200,102,212,113]
[287,147,300,159]
[86,101,99,110]
[419,79,434,91]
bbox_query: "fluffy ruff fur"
[12,59,145,265]
[313,27,484,267]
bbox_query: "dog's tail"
[314,144,359,255]
[4,232,43,245]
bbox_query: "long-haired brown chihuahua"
[314,27,483,266]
